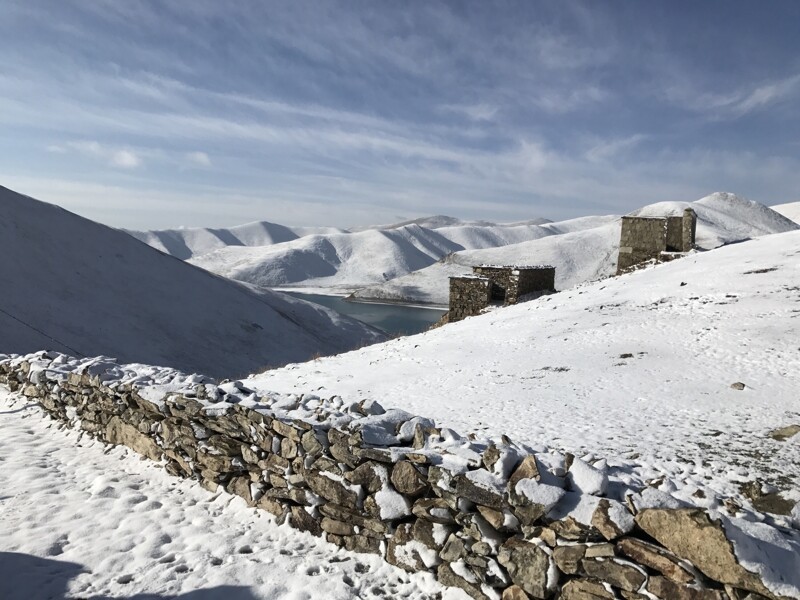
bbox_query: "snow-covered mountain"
[773,201,800,224]
[353,192,799,305]
[0,186,383,377]
[188,220,568,291]
[126,221,347,260]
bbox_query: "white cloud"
[186,151,211,167]
[110,149,141,169]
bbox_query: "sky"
[1,1,799,230]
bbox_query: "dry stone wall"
[1,351,797,600]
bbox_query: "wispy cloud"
[186,151,211,167]
[2,2,800,228]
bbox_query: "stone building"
[448,265,555,322]
[617,207,697,274]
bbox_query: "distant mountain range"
[0,185,383,377]
[129,193,798,306]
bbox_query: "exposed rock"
[412,497,456,524]
[455,471,506,509]
[105,416,162,461]
[635,509,774,598]
[440,534,466,562]
[320,517,355,536]
[647,576,727,600]
[581,557,646,592]
[616,537,695,584]
[553,544,586,575]
[730,382,746,391]
[437,562,492,600]
[769,424,800,442]
[391,460,428,496]
[288,506,322,537]
[346,461,386,494]
[591,498,634,541]
[502,585,531,600]
[559,579,615,600]
[344,534,382,555]
[497,538,552,599]
[304,469,362,508]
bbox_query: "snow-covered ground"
[0,185,384,378]
[773,201,800,224]
[353,192,799,305]
[0,387,456,600]
[247,230,800,510]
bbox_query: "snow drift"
[0,185,383,377]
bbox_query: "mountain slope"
[188,224,470,290]
[0,186,383,377]
[188,221,576,291]
[773,201,800,224]
[126,221,347,260]
[353,192,798,304]
[247,229,800,513]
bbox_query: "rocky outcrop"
[2,351,798,600]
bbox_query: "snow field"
[0,388,459,600]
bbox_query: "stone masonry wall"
[449,276,492,323]
[470,266,556,305]
[617,218,668,273]
[1,351,796,600]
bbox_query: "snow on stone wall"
[2,351,798,600]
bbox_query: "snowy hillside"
[0,185,383,377]
[773,201,800,224]
[127,221,347,260]
[248,229,800,514]
[348,214,550,231]
[354,192,798,305]
[188,220,598,292]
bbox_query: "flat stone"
[502,585,531,600]
[440,534,466,562]
[226,475,254,505]
[289,506,322,537]
[391,460,428,496]
[345,461,387,494]
[412,497,456,524]
[344,534,382,555]
[497,538,551,599]
[304,469,362,508]
[581,558,646,592]
[508,455,542,490]
[320,517,355,536]
[105,416,162,461]
[272,419,301,441]
[769,424,800,442]
[647,576,727,600]
[559,579,614,600]
[635,508,774,598]
[591,498,634,541]
[437,562,492,600]
[454,472,505,509]
[553,544,587,575]
[616,537,694,584]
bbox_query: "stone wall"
[618,209,698,274]
[449,276,492,322]
[617,218,668,273]
[1,351,796,600]
[449,267,556,323]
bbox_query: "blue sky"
[1,1,799,229]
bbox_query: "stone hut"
[449,265,555,322]
[617,207,697,274]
